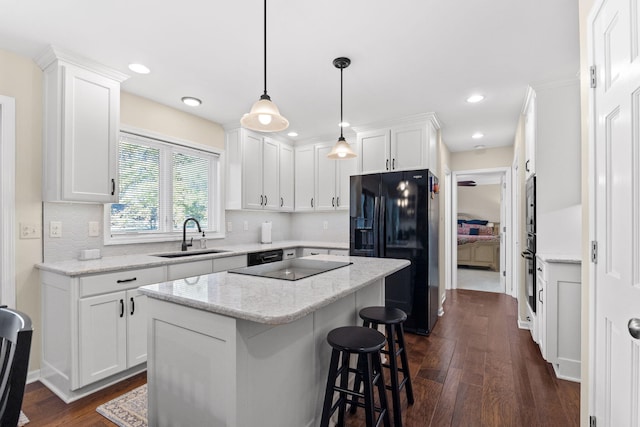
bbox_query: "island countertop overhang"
[138,255,410,324]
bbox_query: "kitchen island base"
[146,279,384,427]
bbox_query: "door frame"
[444,167,452,292]
[0,95,16,308]
[450,167,512,294]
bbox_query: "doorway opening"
[0,95,16,308]
[449,167,513,296]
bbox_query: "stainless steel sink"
[154,249,228,258]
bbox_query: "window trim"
[104,125,226,246]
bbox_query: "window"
[107,131,223,244]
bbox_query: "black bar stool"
[354,307,414,427]
[320,326,391,427]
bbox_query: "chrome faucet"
[181,217,202,251]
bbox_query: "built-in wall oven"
[522,176,536,313]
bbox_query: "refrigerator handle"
[378,196,385,257]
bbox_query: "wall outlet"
[227,222,233,232]
[243,221,248,231]
[88,221,100,237]
[19,222,39,239]
[50,221,62,238]
[323,221,328,230]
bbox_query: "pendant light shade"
[327,57,356,160]
[241,0,289,133]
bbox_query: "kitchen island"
[139,255,410,427]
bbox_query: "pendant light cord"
[340,65,344,138]
[263,0,268,97]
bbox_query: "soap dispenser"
[200,232,207,249]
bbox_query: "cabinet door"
[62,64,119,202]
[295,146,315,211]
[336,154,357,211]
[242,131,264,209]
[391,125,425,171]
[126,289,147,367]
[279,144,294,211]
[79,291,127,387]
[524,92,536,178]
[262,138,280,210]
[358,129,390,174]
[315,145,337,210]
[536,266,547,359]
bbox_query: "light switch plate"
[323,221,328,230]
[243,221,248,231]
[88,221,100,237]
[19,223,39,239]
[50,221,62,238]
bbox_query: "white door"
[126,289,147,367]
[592,0,640,424]
[294,146,315,211]
[391,125,424,171]
[279,144,294,211]
[315,145,337,210]
[262,138,279,210]
[242,131,264,209]
[78,291,127,387]
[499,177,506,292]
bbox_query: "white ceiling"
[0,0,579,152]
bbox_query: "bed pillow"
[469,228,479,235]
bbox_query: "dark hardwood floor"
[21,289,579,426]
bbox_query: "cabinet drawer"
[213,255,247,272]
[167,260,214,281]
[329,249,349,256]
[80,267,166,298]
[283,249,296,260]
[300,248,329,257]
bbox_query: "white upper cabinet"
[225,128,292,211]
[523,89,537,178]
[315,145,337,210]
[355,114,440,174]
[37,47,128,203]
[294,145,315,211]
[336,153,357,210]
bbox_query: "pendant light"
[327,57,357,159]
[241,0,289,132]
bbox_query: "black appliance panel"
[349,174,380,257]
[526,176,536,235]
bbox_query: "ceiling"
[0,0,579,152]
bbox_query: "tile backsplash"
[43,203,348,262]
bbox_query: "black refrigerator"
[349,169,439,335]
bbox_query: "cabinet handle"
[260,195,264,206]
[336,197,340,207]
[386,159,389,170]
[538,289,543,303]
[116,277,137,284]
[332,197,335,207]
[130,297,135,316]
[311,198,314,208]
[264,195,268,206]
[111,179,116,196]
[526,159,530,172]
[281,197,284,207]
[392,158,396,169]
[537,267,542,272]
[119,299,124,318]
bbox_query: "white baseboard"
[518,319,531,330]
[26,369,40,385]
[438,293,446,316]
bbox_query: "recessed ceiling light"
[181,97,202,107]
[466,94,485,103]
[128,63,150,74]
[339,121,350,128]
[287,131,299,137]
[474,144,486,150]
[472,132,484,139]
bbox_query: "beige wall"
[121,92,225,150]
[457,184,501,222]
[0,49,43,370]
[450,145,514,171]
[579,0,595,425]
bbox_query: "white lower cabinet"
[535,257,581,382]
[78,288,146,387]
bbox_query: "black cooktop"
[228,258,352,281]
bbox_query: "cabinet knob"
[629,318,640,339]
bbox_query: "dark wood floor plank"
[21,289,580,427]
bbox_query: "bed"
[457,214,500,271]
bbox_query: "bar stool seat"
[356,307,414,427]
[320,326,391,427]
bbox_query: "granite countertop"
[36,240,348,276]
[536,253,582,264]
[138,255,409,325]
